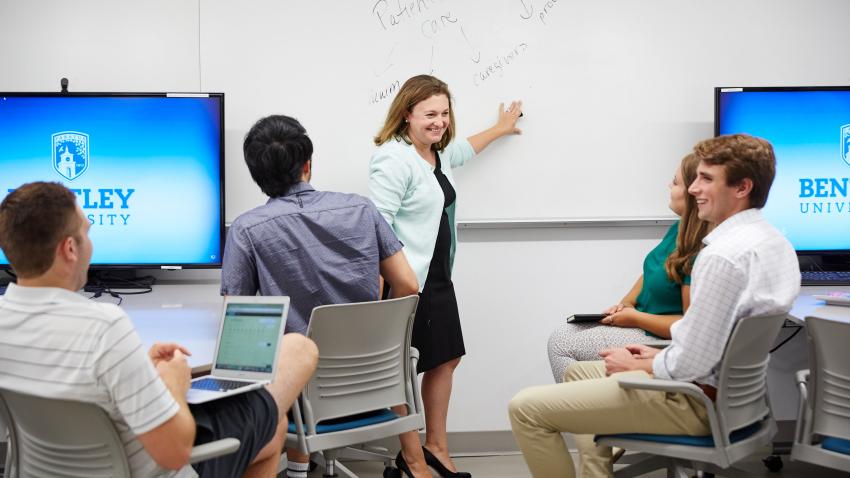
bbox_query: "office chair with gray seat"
[0,387,240,478]
[596,313,788,478]
[790,316,850,473]
[286,295,424,478]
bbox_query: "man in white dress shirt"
[509,134,801,478]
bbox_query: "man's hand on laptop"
[149,342,192,366]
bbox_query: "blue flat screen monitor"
[0,93,224,268]
[715,87,850,254]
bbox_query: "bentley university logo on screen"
[843,124,850,166]
[797,124,850,214]
[52,131,89,180]
[49,130,135,226]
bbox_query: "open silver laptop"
[186,296,289,405]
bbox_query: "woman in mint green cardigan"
[370,75,522,478]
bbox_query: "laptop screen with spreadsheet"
[215,303,285,373]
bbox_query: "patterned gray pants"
[547,321,652,382]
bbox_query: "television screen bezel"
[0,91,226,270]
[714,85,850,257]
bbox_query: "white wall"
[450,225,663,430]
[0,0,199,92]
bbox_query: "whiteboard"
[3,0,850,222]
[200,0,850,221]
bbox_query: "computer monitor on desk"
[0,93,225,285]
[716,87,850,284]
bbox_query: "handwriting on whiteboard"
[473,43,529,87]
[519,0,561,26]
[372,0,445,31]
[370,79,402,105]
[367,0,564,103]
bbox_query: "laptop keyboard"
[191,378,249,392]
[801,270,850,286]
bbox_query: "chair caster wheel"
[763,454,783,472]
[383,466,401,478]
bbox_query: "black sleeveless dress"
[411,153,466,373]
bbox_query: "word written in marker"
[519,0,561,26]
[473,43,529,87]
[420,12,458,39]
[370,79,401,105]
[372,0,442,31]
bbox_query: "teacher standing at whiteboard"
[370,74,522,478]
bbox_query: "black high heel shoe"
[422,446,472,478]
[394,450,415,478]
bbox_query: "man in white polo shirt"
[508,134,801,478]
[0,181,318,477]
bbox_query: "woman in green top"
[547,153,709,382]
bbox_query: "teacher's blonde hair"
[374,75,456,152]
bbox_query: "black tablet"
[566,313,607,323]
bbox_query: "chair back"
[1,391,16,478]
[805,316,850,442]
[302,296,419,427]
[0,388,130,478]
[714,314,786,438]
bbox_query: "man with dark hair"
[222,115,419,477]
[508,134,801,478]
[223,114,418,333]
[0,181,319,478]
[242,114,316,198]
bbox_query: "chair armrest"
[643,340,672,349]
[795,369,809,386]
[616,377,710,405]
[409,347,424,418]
[189,438,240,464]
[795,369,809,401]
[793,368,812,445]
[615,376,728,447]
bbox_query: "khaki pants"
[508,361,711,478]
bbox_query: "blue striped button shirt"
[221,182,403,334]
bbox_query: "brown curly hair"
[693,134,776,208]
